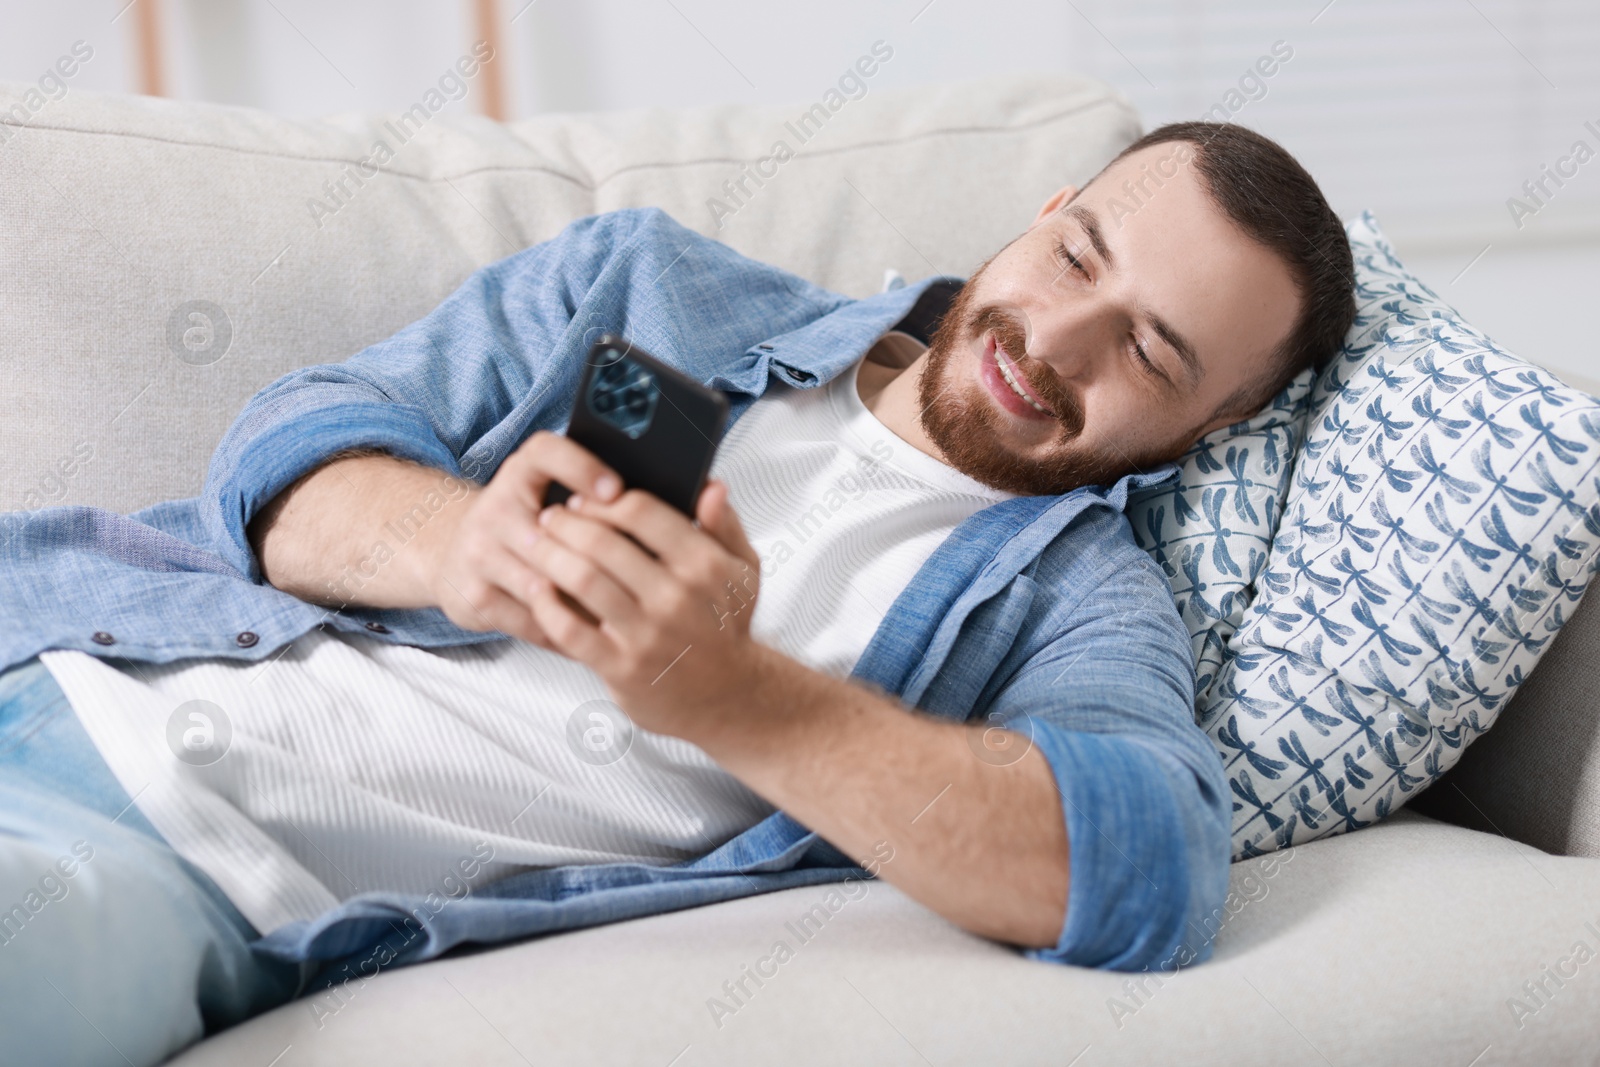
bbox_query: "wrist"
[401,481,480,608]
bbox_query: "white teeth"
[994,344,1051,414]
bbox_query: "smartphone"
[542,334,729,516]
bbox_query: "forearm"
[520,489,1223,968]
[698,644,1070,950]
[249,452,475,608]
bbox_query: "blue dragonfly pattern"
[1129,364,1314,707]
[1370,491,1440,564]
[1410,388,1474,440]
[1230,769,1285,830]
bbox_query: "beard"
[916,259,1194,497]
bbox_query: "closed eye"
[1053,238,1089,280]
[1130,337,1163,380]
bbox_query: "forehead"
[1067,143,1301,379]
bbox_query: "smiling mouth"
[990,335,1056,417]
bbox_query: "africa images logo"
[166,300,233,366]
[565,698,634,766]
[165,699,232,767]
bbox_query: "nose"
[1022,289,1121,381]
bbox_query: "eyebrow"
[1062,204,1205,391]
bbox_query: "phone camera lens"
[585,351,660,439]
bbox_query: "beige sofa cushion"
[0,73,1137,518]
[168,811,1600,1065]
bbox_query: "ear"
[1030,185,1080,228]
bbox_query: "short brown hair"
[1097,121,1356,426]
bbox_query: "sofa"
[2,70,1597,1065]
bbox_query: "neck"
[855,340,946,464]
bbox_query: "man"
[0,121,1355,1065]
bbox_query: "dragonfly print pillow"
[1127,365,1317,710]
[1134,212,1600,861]
[1203,214,1593,857]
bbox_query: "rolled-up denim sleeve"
[991,546,1231,971]
[196,208,651,579]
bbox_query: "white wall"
[3,0,1596,391]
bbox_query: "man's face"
[917,141,1302,496]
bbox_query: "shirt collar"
[742,274,964,392]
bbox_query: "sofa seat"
[171,810,1600,1065]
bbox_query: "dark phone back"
[543,335,729,516]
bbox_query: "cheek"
[1076,384,1184,457]
[1079,381,1133,435]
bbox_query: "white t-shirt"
[42,341,1014,934]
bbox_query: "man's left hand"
[523,479,766,740]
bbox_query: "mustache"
[969,305,1085,438]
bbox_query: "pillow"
[1142,212,1600,861]
[1127,367,1317,706]
[1410,584,1600,858]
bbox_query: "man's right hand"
[249,432,623,646]
[428,432,622,645]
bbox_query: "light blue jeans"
[0,660,306,1066]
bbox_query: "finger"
[528,575,618,665]
[479,548,558,642]
[491,505,559,574]
[439,574,549,647]
[504,431,623,511]
[695,480,760,572]
[573,488,704,571]
[527,516,649,635]
[699,482,760,613]
[574,490,745,611]
[542,504,702,625]
[535,504,667,602]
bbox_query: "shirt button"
[91,631,115,646]
[757,343,774,351]
[235,631,259,648]
[783,365,814,383]
[365,621,391,634]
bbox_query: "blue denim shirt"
[0,207,1227,975]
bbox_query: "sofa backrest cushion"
[0,73,1136,517]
